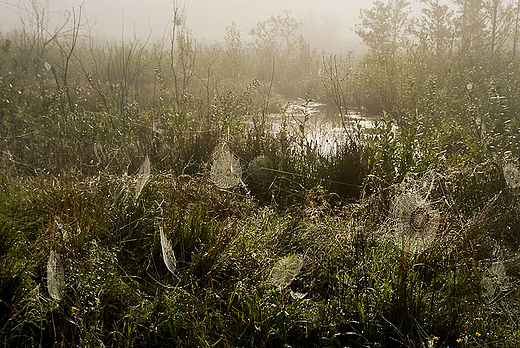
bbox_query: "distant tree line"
[0,0,519,175]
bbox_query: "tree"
[249,11,300,127]
[249,11,299,57]
[483,0,514,56]
[355,0,412,53]
[418,0,456,59]
[450,0,516,65]
[513,0,520,57]
[321,54,352,132]
[168,0,196,107]
[354,0,411,118]
[452,0,486,55]
[224,22,241,78]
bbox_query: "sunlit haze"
[0,0,374,51]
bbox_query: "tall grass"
[1,3,520,347]
[1,164,520,346]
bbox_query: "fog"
[0,0,373,51]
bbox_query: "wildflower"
[228,252,232,257]
[433,336,439,341]
[340,236,346,240]
[456,338,463,343]
[287,214,292,219]
[476,332,481,337]
[71,306,77,315]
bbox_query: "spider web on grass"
[391,172,441,254]
[47,250,65,301]
[247,155,275,186]
[159,226,177,275]
[503,162,520,189]
[210,144,242,189]
[135,156,151,199]
[269,254,304,291]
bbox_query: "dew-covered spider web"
[135,156,151,199]
[269,254,304,290]
[159,226,177,274]
[391,172,440,254]
[247,155,275,186]
[503,162,520,189]
[47,249,65,301]
[210,144,242,189]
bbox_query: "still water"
[267,100,376,155]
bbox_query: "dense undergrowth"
[1,163,520,347]
[2,0,520,347]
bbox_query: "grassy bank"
[1,152,520,347]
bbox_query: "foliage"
[2,0,520,346]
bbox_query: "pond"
[266,100,376,155]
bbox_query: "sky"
[0,0,375,51]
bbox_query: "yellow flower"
[287,214,292,219]
[456,338,463,343]
[228,252,232,256]
[71,306,77,315]
[476,332,481,337]
[340,236,346,240]
[433,336,439,341]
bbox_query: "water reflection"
[266,101,376,155]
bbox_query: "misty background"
[0,0,375,52]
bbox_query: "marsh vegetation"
[1,0,520,347]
